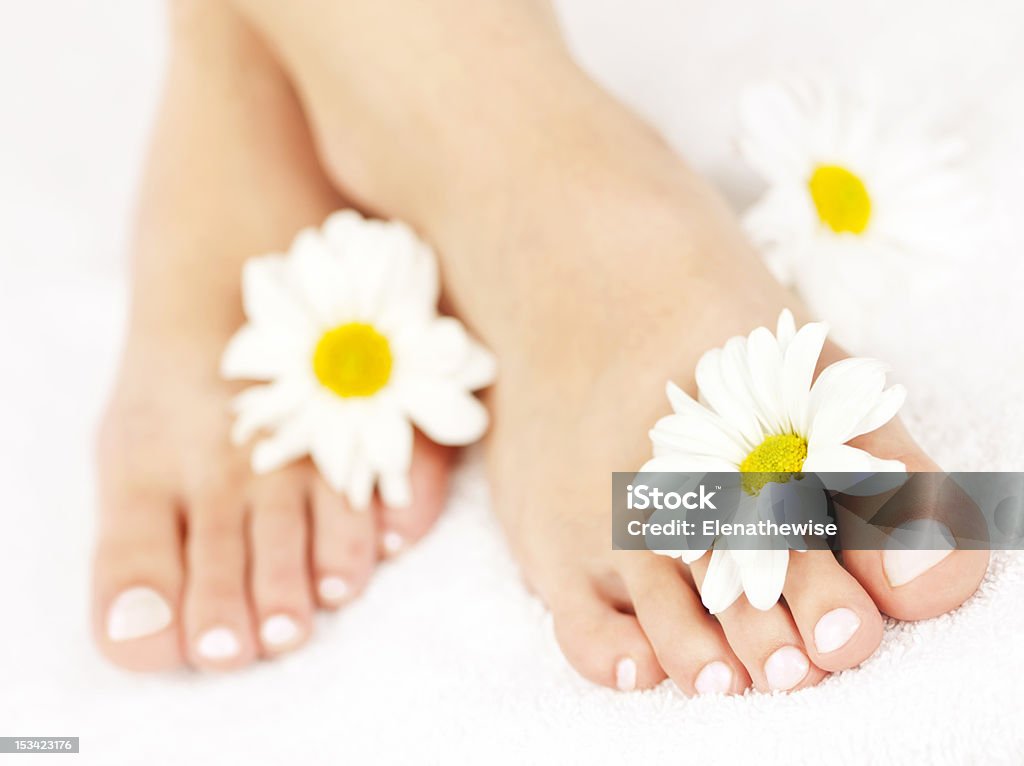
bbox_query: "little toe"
[690,555,826,693]
[310,477,377,608]
[376,431,452,557]
[782,550,883,672]
[183,488,258,670]
[549,581,664,691]
[248,468,314,656]
[93,492,184,671]
[624,554,749,696]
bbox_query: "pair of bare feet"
[93,0,988,692]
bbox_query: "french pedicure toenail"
[695,661,734,695]
[814,608,862,654]
[318,576,352,604]
[107,586,173,642]
[260,614,301,649]
[764,646,810,691]
[883,520,955,587]
[615,657,638,691]
[196,627,242,661]
[382,530,405,557]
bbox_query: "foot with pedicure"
[92,0,991,697]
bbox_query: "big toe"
[93,490,184,672]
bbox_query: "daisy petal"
[781,319,829,435]
[221,325,305,381]
[849,384,906,441]
[807,358,889,448]
[288,228,350,326]
[229,380,308,445]
[400,380,489,445]
[242,255,315,333]
[701,549,745,615]
[802,444,906,474]
[738,548,790,611]
[251,408,315,475]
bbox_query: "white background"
[1,1,1023,764]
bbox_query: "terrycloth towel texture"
[2,1,1023,764]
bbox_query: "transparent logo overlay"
[612,472,1024,551]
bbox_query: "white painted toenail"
[107,587,173,642]
[764,646,810,691]
[814,608,862,654]
[695,661,733,695]
[883,549,954,587]
[261,614,301,649]
[382,531,405,556]
[615,657,637,691]
[196,627,241,661]
[318,576,351,604]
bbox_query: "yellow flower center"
[739,433,808,495]
[808,164,872,234]
[312,322,392,398]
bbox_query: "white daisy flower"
[738,77,974,347]
[641,309,906,613]
[221,210,496,511]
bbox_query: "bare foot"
[228,0,990,692]
[92,2,451,671]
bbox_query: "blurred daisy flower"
[221,211,496,511]
[642,309,905,613]
[738,78,974,347]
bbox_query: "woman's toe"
[549,580,664,691]
[375,432,451,557]
[841,547,989,622]
[690,555,826,693]
[183,487,259,670]
[92,491,184,671]
[840,423,991,621]
[248,468,314,656]
[782,550,883,672]
[310,477,377,608]
[624,555,749,695]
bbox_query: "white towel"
[2,1,1023,763]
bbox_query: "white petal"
[345,456,375,512]
[221,324,307,381]
[738,548,790,611]
[308,406,358,493]
[400,380,489,445]
[745,326,787,434]
[781,319,829,435]
[379,471,413,509]
[242,255,315,333]
[701,549,745,615]
[251,409,315,474]
[639,454,737,473]
[695,346,762,449]
[649,413,747,465]
[362,399,414,477]
[288,228,351,326]
[849,384,906,441]
[802,444,906,474]
[229,380,309,445]
[396,317,496,391]
[776,309,798,350]
[807,358,888,448]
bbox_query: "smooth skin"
[94,0,988,687]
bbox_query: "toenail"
[764,646,810,691]
[814,608,862,654]
[196,627,241,661]
[694,661,733,695]
[883,549,953,587]
[382,530,405,557]
[260,614,301,649]
[106,587,173,642]
[615,657,637,691]
[318,576,352,604]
